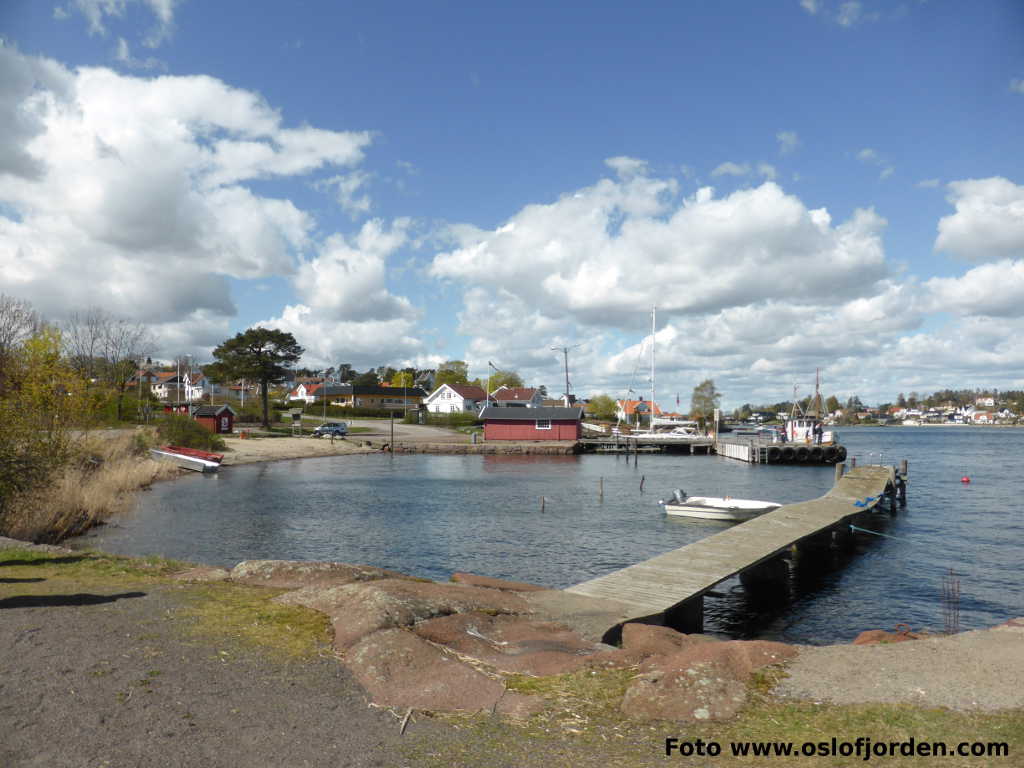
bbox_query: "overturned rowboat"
[150,445,222,473]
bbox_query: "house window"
[535,419,552,430]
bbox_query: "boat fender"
[961,476,970,484]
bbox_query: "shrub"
[302,404,407,419]
[415,411,481,429]
[1,432,178,543]
[156,414,226,451]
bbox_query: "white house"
[424,384,489,414]
[288,382,321,404]
[149,371,213,402]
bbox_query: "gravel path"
[0,554,441,767]
[775,620,1024,710]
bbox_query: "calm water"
[72,427,1024,644]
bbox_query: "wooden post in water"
[599,476,604,500]
[389,412,394,454]
[834,462,845,483]
[640,475,645,494]
[540,496,546,513]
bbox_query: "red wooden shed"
[189,404,236,434]
[481,406,583,441]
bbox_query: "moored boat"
[660,489,781,522]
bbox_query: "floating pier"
[714,435,847,465]
[564,463,904,637]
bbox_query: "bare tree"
[102,317,152,422]
[64,308,152,421]
[63,308,107,381]
[0,295,43,394]
[0,294,42,354]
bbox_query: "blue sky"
[1,0,1023,408]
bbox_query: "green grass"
[0,548,332,659]
[406,666,1023,768]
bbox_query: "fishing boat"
[660,489,781,522]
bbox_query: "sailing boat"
[627,307,702,444]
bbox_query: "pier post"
[834,462,845,483]
[666,595,703,634]
[739,556,790,594]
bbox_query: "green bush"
[413,411,481,429]
[156,414,226,451]
[299,404,407,419]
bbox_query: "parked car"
[313,422,348,438]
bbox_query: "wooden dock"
[564,464,899,634]
[582,435,714,454]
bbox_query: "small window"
[535,419,552,430]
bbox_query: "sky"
[1,0,1023,410]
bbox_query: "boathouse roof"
[480,406,584,421]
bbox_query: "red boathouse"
[480,406,583,441]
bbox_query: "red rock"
[621,624,720,657]
[275,578,531,650]
[413,613,595,676]
[345,628,541,716]
[451,572,548,592]
[622,660,748,722]
[852,629,919,645]
[622,639,796,723]
[229,559,410,589]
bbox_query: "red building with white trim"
[481,406,583,441]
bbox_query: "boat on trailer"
[660,489,781,522]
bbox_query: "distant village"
[128,360,1023,431]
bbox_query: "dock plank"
[565,465,894,619]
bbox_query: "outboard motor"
[659,489,687,505]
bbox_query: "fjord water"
[74,427,1022,644]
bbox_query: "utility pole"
[551,344,581,405]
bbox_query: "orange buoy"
[961,476,970,484]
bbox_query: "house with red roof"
[491,386,544,408]
[615,398,663,427]
[424,383,491,413]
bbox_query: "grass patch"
[404,665,1023,768]
[0,548,331,660]
[174,581,332,659]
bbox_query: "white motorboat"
[633,425,705,443]
[660,489,781,522]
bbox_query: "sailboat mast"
[651,306,656,427]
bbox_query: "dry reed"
[1,431,179,543]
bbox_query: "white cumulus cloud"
[0,47,386,357]
[935,177,1024,262]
